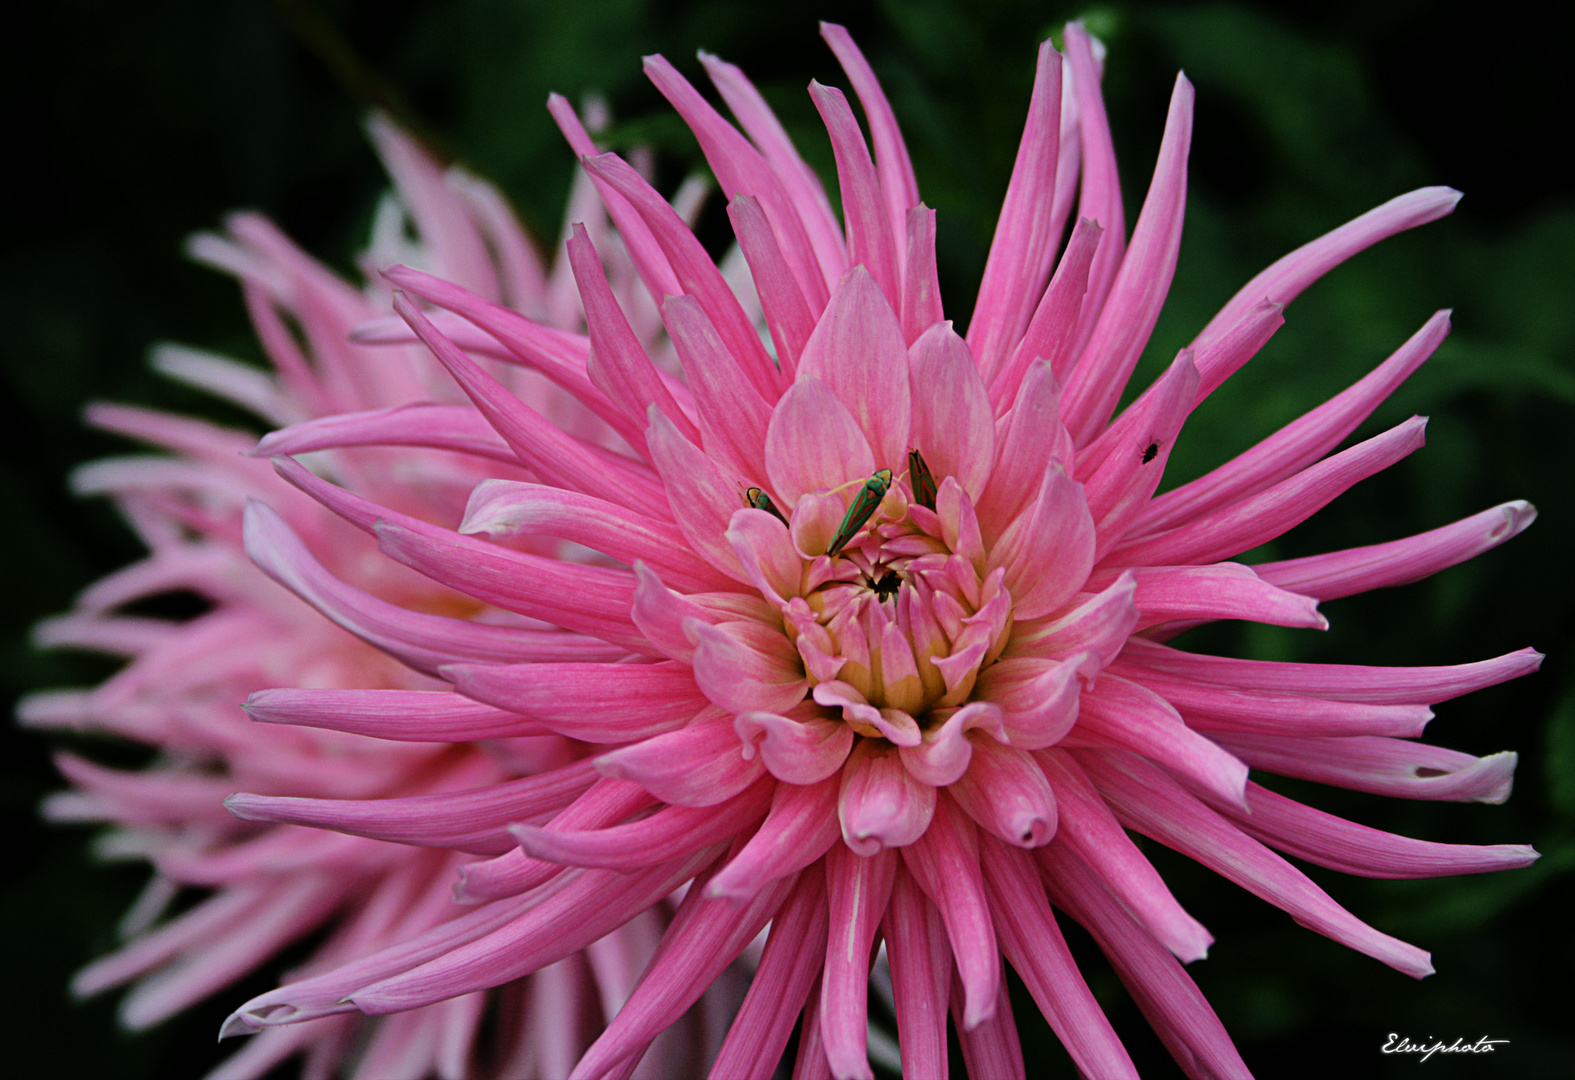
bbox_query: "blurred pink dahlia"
[24,116,735,1078]
[66,19,1539,1080]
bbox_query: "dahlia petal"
[443,661,704,743]
[568,223,702,449]
[1110,415,1428,567]
[1082,350,1200,557]
[690,618,811,714]
[243,688,544,743]
[646,406,752,584]
[708,867,829,1080]
[1067,675,1249,808]
[47,753,237,827]
[645,54,827,317]
[978,836,1139,1078]
[839,740,937,854]
[1063,23,1126,347]
[973,656,1087,751]
[512,777,772,870]
[881,866,951,1079]
[729,195,815,372]
[951,967,1026,1080]
[706,774,843,902]
[821,23,920,255]
[1255,499,1535,601]
[348,309,520,361]
[390,294,663,512]
[990,461,1097,620]
[934,477,987,572]
[765,377,878,508]
[1041,844,1250,1080]
[1212,733,1517,803]
[255,403,517,466]
[77,884,273,1000]
[1122,637,1542,704]
[797,266,913,471]
[736,709,854,784]
[87,401,259,463]
[1081,749,1435,978]
[1193,186,1461,371]
[820,843,897,1080]
[348,848,723,1017]
[1106,665,1432,738]
[992,216,1102,411]
[1009,570,1137,666]
[570,867,798,1080]
[1062,73,1194,444]
[699,52,846,294]
[1148,311,1449,532]
[382,268,621,434]
[901,206,943,344]
[245,501,559,675]
[596,712,765,806]
[582,152,782,398]
[950,738,1058,848]
[977,360,1073,540]
[662,294,775,482]
[1125,562,1328,631]
[453,779,656,904]
[460,479,732,593]
[225,759,599,856]
[1036,750,1212,962]
[630,563,712,664]
[897,701,1006,786]
[147,343,303,427]
[547,94,684,303]
[810,83,902,310]
[968,41,1063,379]
[1199,781,1538,879]
[907,322,995,502]
[901,795,997,1030]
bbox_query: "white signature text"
[1381,1034,1509,1062]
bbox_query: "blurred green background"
[4,0,1572,1076]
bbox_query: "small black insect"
[1141,442,1159,464]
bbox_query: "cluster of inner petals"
[752,474,1013,745]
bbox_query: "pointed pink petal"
[1255,499,1535,601]
[901,206,943,343]
[729,195,816,373]
[512,777,771,870]
[1040,843,1251,1079]
[690,619,810,714]
[881,865,951,1078]
[766,377,878,507]
[968,41,1064,379]
[1037,750,1212,962]
[900,795,997,1030]
[1210,733,1518,804]
[243,688,543,742]
[809,82,902,309]
[951,966,1026,1080]
[662,294,774,482]
[444,661,704,743]
[596,712,765,806]
[1193,187,1461,370]
[797,266,913,470]
[975,360,1073,540]
[1121,637,1543,704]
[461,479,734,593]
[974,655,1086,750]
[1009,570,1137,666]
[255,403,517,466]
[706,775,843,902]
[907,322,995,502]
[1080,749,1435,978]
[988,461,1096,620]
[1110,415,1428,568]
[979,835,1140,1078]
[226,759,597,856]
[1123,562,1327,631]
[1066,675,1249,808]
[821,23,920,243]
[708,866,829,1079]
[820,843,896,1080]
[992,217,1102,411]
[645,406,752,584]
[1063,23,1126,353]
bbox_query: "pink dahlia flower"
[211,21,1539,1080]
[24,115,733,1078]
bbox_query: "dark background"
[4,1,1573,1076]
